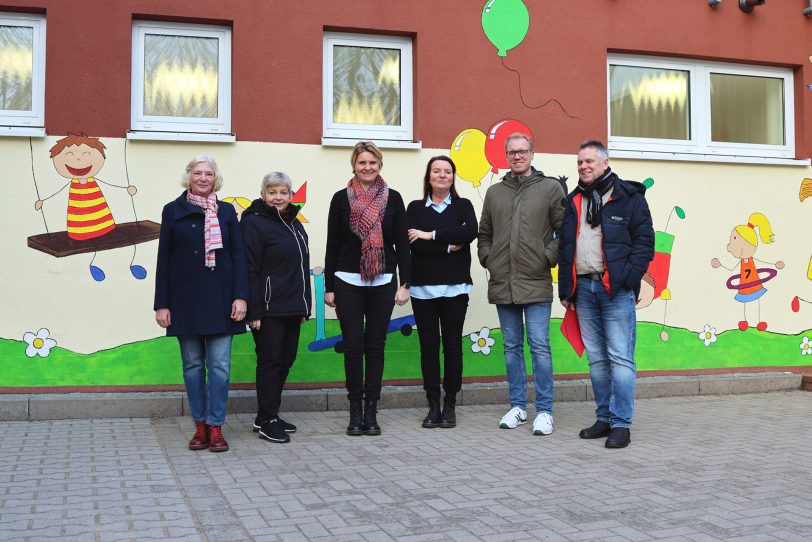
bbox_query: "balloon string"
[500,57,581,121]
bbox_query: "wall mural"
[1,7,811,393]
[28,134,158,282]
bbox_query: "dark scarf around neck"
[577,168,615,228]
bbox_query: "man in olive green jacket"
[477,132,565,436]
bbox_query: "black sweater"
[405,197,478,286]
[324,187,411,292]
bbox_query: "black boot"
[439,395,456,428]
[346,399,363,436]
[363,399,381,435]
[422,397,441,428]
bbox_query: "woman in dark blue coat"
[154,155,248,453]
[240,171,311,445]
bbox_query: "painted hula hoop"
[725,268,777,291]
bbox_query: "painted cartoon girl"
[711,212,784,331]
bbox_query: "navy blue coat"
[558,173,654,302]
[154,192,249,337]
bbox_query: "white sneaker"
[533,412,554,435]
[499,407,528,429]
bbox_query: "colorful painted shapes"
[800,178,812,202]
[485,118,533,173]
[450,129,491,187]
[481,0,530,57]
[725,268,777,291]
[792,296,812,312]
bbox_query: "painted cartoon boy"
[34,133,143,281]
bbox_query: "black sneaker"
[258,419,290,443]
[277,417,297,433]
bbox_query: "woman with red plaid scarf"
[324,141,411,436]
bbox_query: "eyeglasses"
[507,149,530,158]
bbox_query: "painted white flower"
[801,336,811,356]
[469,327,496,356]
[23,328,57,358]
[698,324,717,347]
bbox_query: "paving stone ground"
[1,391,810,542]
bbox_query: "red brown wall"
[1,0,810,156]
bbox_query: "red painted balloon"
[484,118,533,173]
[792,296,800,313]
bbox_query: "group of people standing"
[153,134,654,453]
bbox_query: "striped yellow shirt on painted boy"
[66,178,116,240]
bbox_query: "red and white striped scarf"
[186,191,223,268]
[347,175,388,281]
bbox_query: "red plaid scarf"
[186,191,223,268]
[347,175,388,281]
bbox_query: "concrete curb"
[0,372,803,421]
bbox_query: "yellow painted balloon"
[660,288,672,301]
[450,129,490,188]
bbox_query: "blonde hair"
[350,140,383,172]
[182,155,224,193]
[735,212,774,247]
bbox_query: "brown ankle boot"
[188,421,209,450]
[208,425,229,452]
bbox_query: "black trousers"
[252,316,301,422]
[411,294,468,400]
[333,277,397,401]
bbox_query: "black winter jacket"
[240,199,312,320]
[558,172,654,301]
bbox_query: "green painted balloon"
[675,206,686,219]
[482,0,530,57]
[642,177,654,189]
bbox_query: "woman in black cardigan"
[406,156,478,428]
[324,141,411,436]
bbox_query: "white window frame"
[607,54,797,162]
[322,32,415,146]
[0,13,46,137]
[129,21,233,142]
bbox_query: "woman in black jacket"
[406,156,477,428]
[324,141,411,436]
[240,171,311,444]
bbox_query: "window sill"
[321,137,422,150]
[610,149,810,167]
[0,126,45,137]
[127,130,236,143]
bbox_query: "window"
[607,55,795,161]
[130,21,232,141]
[323,32,415,147]
[0,13,45,136]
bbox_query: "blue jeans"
[177,334,233,426]
[496,302,553,413]
[575,279,637,428]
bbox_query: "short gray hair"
[261,171,292,195]
[579,140,609,160]
[182,155,223,192]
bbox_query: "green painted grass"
[2,321,810,388]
